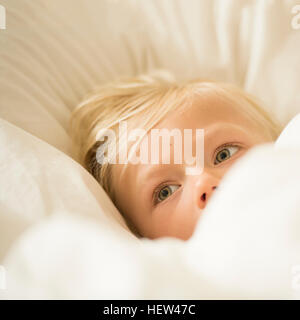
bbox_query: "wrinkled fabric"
[1,0,300,299]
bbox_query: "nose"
[195,172,219,210]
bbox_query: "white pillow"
[1,0,299,152]
[0,118,133,261]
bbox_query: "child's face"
[112,93,274,240]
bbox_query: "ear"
[84,141,103,179]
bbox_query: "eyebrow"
[203,122,241,138]
[137,164,178,188]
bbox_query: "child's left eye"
[214,145,240,165]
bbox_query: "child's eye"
[154,185,180,204]
[214,145,240,165]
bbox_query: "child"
[70,70,283,240]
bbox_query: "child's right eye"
[154,184,180,204]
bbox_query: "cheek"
[148,193,201,240]
[171,202,201,240]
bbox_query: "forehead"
[155,91,251,131]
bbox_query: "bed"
[1,0,300,299]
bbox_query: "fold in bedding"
[0,114,300,299]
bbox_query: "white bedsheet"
[0,114,300,299]
[1,0,300,299]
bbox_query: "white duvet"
[1,0,300,299]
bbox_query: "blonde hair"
[69,69,283,235]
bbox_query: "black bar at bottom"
[0,300,297,319]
